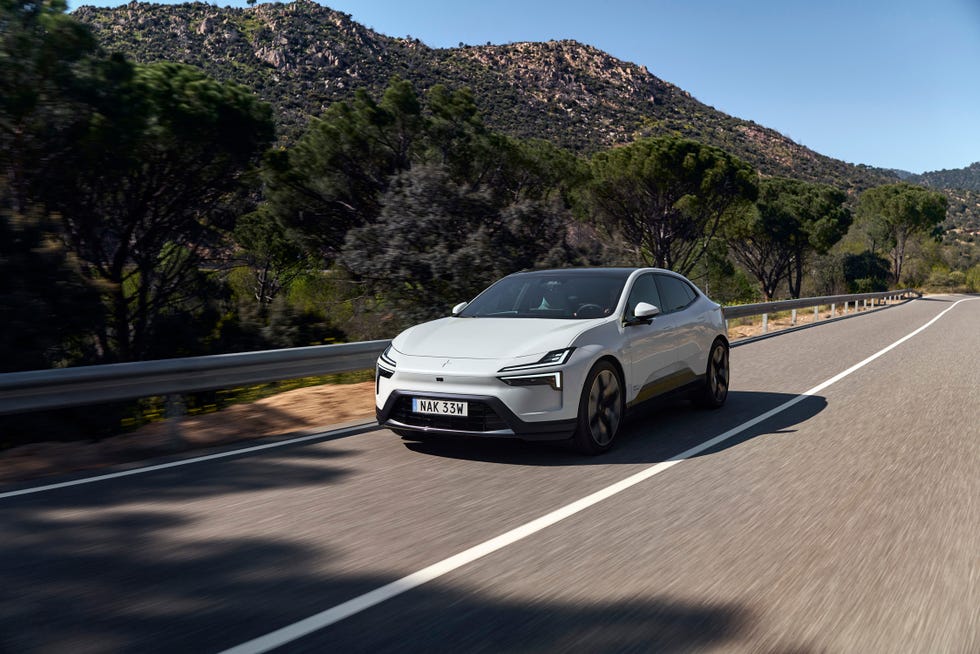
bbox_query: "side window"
[655,275,697,313]
[624,274,663,320]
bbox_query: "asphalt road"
[1,295,978,653]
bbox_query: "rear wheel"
[695,339,729,409]
[572,361,623,455]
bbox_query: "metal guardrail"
[0,340,390,416]
[721,289,918,320]
[0,290,918,417]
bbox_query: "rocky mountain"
[74,0,898,193]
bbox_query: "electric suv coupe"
[375,267,729,454]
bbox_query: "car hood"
[392,317,594,360]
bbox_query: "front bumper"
[374,350,591,440]
[376,390,577,440]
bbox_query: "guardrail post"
[814,305,819,322]
[762,313,768,334]
[830,303,836,317]
[791,308,797,326]
[165,394,186,450]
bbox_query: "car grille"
[391,396,509,432]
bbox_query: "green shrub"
[965,265,980,291]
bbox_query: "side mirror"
[451,301,468,316]
[625,302,660,326]
[634,302,661,319]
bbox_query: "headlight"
[498,371,562,390]
[496,348,573,391]
[497,348,575,373]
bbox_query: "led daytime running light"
[498,347,575,373]
[379,344,397,369]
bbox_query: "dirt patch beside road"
[0,381,376,485]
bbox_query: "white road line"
[219,297,976,654]
[0,422,377,501]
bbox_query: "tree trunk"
[787,257,804,299]
[892,231,908,284]
[112,286,132,362]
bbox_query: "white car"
[375,267,729,454]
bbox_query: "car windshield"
[458,272,630,319]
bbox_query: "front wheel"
[572,361,624,455]
[694,339,729,409]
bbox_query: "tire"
[572,361,624,455]
[695,339,729,409]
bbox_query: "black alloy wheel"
[696,339,729,409]
[573,361,623,455]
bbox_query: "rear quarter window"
[655,275,697,313]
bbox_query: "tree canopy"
[0,0,98,212]
[260,77,426,260]
[589,137,758,275]
[341,164,578,324]
[261,77,595,329]
[45,60,275,361]
[727,177,850,299]
[855,183,947,284]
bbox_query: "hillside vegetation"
[75,0,896,192]
[912,162,980,193]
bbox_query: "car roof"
[507,267,668,278]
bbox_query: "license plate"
[412,398,468,416]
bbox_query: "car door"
[622,273,685,405]
[653,273,703,381]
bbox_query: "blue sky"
[67,0,980,173]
